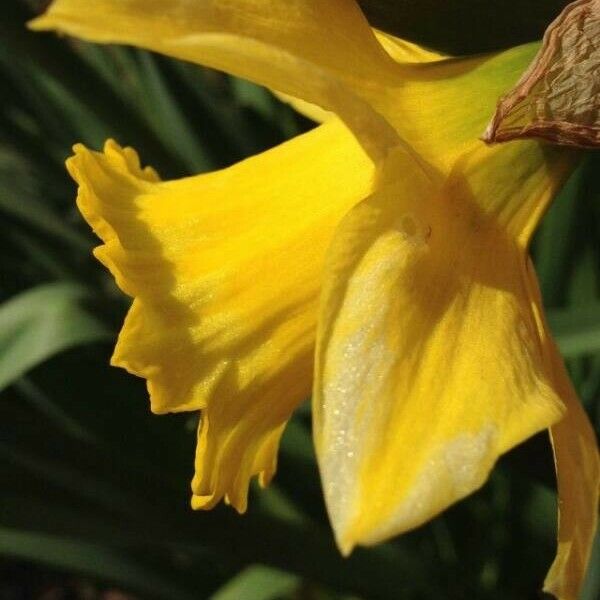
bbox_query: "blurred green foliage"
[1,2,599,599]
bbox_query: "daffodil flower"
[31,1,599,598]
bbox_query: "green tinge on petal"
[372,43,542,175]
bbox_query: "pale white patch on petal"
[359,425,498,546]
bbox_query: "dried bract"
[483,0,600,147]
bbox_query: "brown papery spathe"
[483,0,600,148]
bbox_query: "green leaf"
[134,51,213,172]
[357,1,570,54]
[230,79,277,121]
[548,304,600,358]
[1,2,185,177]
[211,565,299,600]
[0,147,90,251]
[5,229,73,280]
[0,283,110,391]
[581,527,600,600]
[14,377,96,443]
[534,161,586,308]
[0,526,197,600]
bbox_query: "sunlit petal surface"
[313,142,573,552]
[68,120,373,510]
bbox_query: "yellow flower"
[31,1,599,598]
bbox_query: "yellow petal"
[30,0,402,161]
[528,281,600,599]
[32,1,547,171]
[373,30,447,63]
[546,394,600,600]
[313,143,573,553]
[32,0,552,180]
[67,119,374,512]
[443,141,576,248]
[274,38,546,180]
[276,30,447,125]
[272,91,334,125]
[374,43,542,174]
